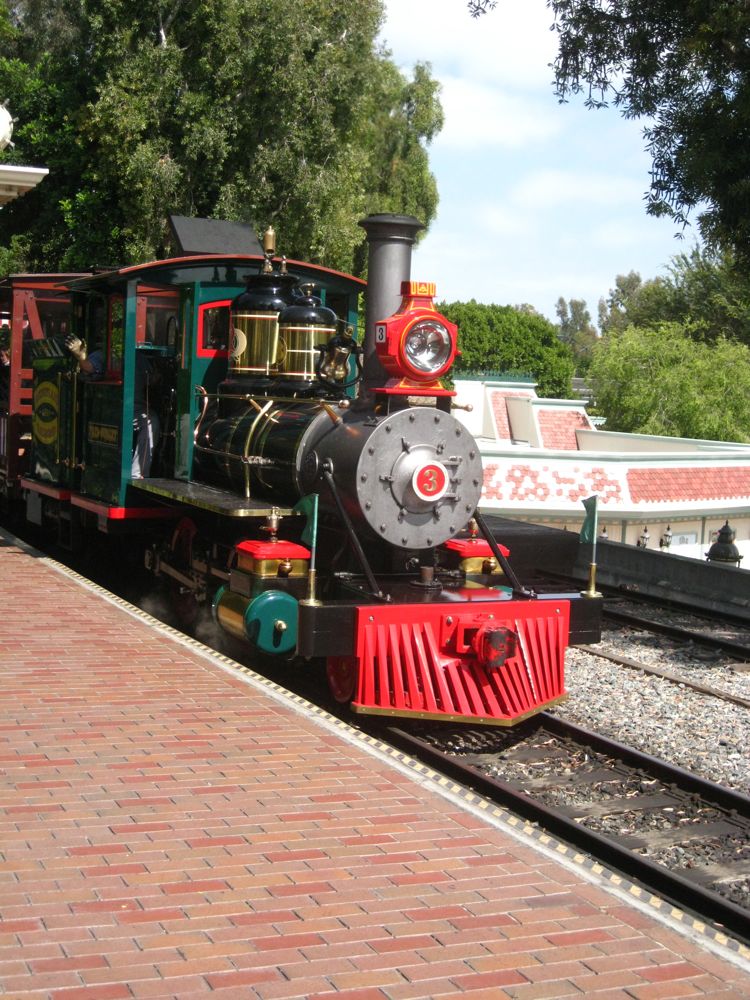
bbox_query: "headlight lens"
[402,319,452,375]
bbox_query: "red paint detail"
[21,480,176,519]
[472,623,517,669]
[454,587,511,599]
[69,495,179,519]
[73,254,366,288]
[351,600,568,723]
[235,540,310,560]
[402,280,437,299]
[326,657,358,703]
[375,299,458,383]
[414,462,447,500]
[197,299,232,359]
[374,383,455,397]
[443,538,510,558]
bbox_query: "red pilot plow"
[341,600,569,725]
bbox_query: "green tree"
[0,0,442,274]
[440,299,574,398]
[555,296,598,372]
[467,1,496,15]
[663,247,750,343]
[588,323,750,441]
[0,3,14,45]
[597,271,673,335]
[0,235,31,276]
[598,249,750,343]
[549,1,750,255]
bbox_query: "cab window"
[137,292,179,349]
[197,301,231,357]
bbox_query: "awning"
[0,164,49,206]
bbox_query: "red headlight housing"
[375,281,458,386]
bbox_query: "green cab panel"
[80,383,124,503]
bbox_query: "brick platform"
[1,529,749,999]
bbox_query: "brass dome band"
[231,313,337,379]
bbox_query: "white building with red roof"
[454,378,750,558]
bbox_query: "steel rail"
[539,714,750,814]
[603,606,750,661]
[578,644,750,710]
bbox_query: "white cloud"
[381,0,557,90]
[436,77,563,150]
[379,0,686,321]
[510,169,646,209]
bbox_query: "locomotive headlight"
[374,282,458,386]
[402,320,452,376]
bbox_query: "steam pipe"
[357,213,424,391]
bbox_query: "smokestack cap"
[358,214,425,240]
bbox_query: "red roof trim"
[628,466,750,503]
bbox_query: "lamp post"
[705,521,743,567]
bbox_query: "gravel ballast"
[555,645,750,794]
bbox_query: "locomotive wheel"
[326,657,358,703]
[168,516,201,632]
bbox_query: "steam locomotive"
[0,213,601,726]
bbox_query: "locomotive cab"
[24,281,180,514]
[18,251,362,538]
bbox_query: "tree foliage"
[588,323,750,442]
[555,296,598,372]
[661,248,750,343]
[548,1,750,255]
[590,249,750,441]
[0,0,442,274]
[597,271,670,335]
[471,0,750,257]
[467,0,496,15]
[440,299,574,398]
[598,248,750,343]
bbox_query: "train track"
[603,589,750,637]
[593,594,750,710]
[382,715,750,947]
[603,604,750,661]
[579,642,750,709]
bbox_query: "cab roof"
[64,254,366,294]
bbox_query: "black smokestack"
[358,214,424,392]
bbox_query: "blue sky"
[380,0,694,325]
